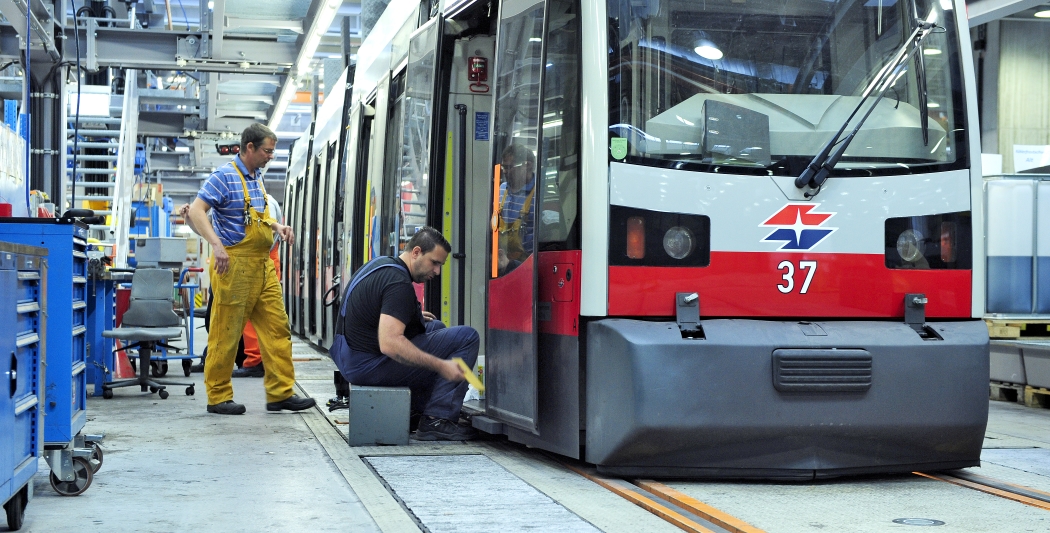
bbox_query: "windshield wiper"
[794,18,939,197]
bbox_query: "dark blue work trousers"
[344,321,480,421]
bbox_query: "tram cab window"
[607,0,968,177]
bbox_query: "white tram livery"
[283,0,987,478]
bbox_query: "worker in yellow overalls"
[186,123,316,415]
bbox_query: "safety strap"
[232,159,268,225]
[498,185,535,233]
[338,257,410,318]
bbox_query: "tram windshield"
[608,0,968,176]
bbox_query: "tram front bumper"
[585,318,989,479]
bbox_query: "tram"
[284,0,988,478]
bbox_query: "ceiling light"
[693,32,723,61]
[1036,10,1050,18]
[923,48,942,55]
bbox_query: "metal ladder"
[65,71,139,268]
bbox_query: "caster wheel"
[150,361,168,377]
[102,388,113,399]
[4,486,26,530]
[159,389,170,399]
[90,443,104,473]
[149,386,158,393]
[186,385,195,396]
[50,457,93,496]
[182,359,192,377]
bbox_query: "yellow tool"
[453,357,484,393]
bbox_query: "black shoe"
[413,416,478,441]
[189,355,206,373]
[232,364,264,378]
[266,395,316,412]
[207,400,246,415]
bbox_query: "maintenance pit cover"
[365,454,600,533]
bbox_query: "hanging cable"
[71,0,82,213]
[23,4,30,213]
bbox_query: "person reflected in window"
[496,143,536,274]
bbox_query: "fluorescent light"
[923,48,942,55]
[694,40,723,61]
[1036,10,1050,18]
[273,0,342,129]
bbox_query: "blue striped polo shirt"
[197,156,268,247]
[499,179,535,252]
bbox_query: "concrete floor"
[11,326,1050,532]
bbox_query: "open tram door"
[479,0,583,454]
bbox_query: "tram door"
[443,35,494,347]
[486,0,548,434]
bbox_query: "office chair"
[101,269,196,399]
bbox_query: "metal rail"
[563,462,766,533]
[916,471,1050,511]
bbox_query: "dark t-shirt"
[343,257,426,355]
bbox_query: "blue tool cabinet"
[0,220,101,497]
[1,242,46,530]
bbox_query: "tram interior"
[615,0,958,169]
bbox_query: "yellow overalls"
[204,163,295,405]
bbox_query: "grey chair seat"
[103,327,184,342]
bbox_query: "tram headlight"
[610,205,710,267]
[663,227,695,260]
[896,229,924,263]
[885,212,972,270]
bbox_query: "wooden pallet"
[1024,386,1050,409]
[990,381,1025,403]
[986,319,1050,340]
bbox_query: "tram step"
[1023,386,1050,409]
[986,319,1050,340]
[989,381,1025,403]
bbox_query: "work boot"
[266,395,317,412]
[413,416,477,441]
[232,364,264,378]
[189,353,207,373]
[207,400,246,415]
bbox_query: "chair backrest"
[121,268,181,327]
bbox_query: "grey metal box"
[135,237,187,268]
[1022,345,1050,389]
[990,343,1027,384]
[348,385,410,446]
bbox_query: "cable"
[71,0,82,214]
[176,0,189,30]
[24,6,30,213]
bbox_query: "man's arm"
[378,314,465,382]
[187,198,231,275]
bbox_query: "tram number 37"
[777,260,817,294]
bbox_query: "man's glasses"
[501,162,526,172]
[262,148,275,155]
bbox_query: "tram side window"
[490,0,545,275]
[537,0,581,249]
[381,71,407,256]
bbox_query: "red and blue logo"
[761,203,837,250]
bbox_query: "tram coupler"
[675,292,705,339]
[905,293,942,340]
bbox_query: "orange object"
[491,164,501,278]
[626,216,646,259]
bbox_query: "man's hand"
[178,204,190,218]
[272,223,295,246]
[436,359,466,382]
[422,311,437,322]
[212,244,230,275]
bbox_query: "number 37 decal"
[777,260,817,294]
